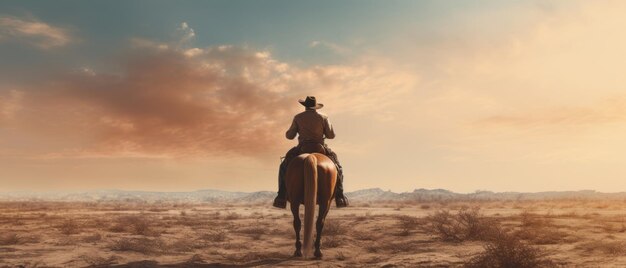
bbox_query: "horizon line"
[0,187,623,195]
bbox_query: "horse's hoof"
[314,251,323,259]
[293,250,302,257]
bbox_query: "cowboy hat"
[298,96,323,109]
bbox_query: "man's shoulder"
[316,112,329,120]
[296,110,329,120]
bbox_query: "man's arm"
[285,118,298,139]
[323,117,335,139]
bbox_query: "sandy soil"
[1,200,626,267]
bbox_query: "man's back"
[274,96,348,209]
[286,110,335,144]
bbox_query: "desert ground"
[1,200,626,267]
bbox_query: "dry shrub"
[353,230,375,241]
[147,207,168,212]
[128,216,152,235]
[227,252,285,263]
[324,236,342,248]
[423,207,498,242]
[177,215,207,227]
[396,215,421,236]
[111,215,159,236]
[465,230,554,268]
[185,254,205,265]
[82,233,102,243]
[109,237,166,254]
[200,230,227,242]
[79,255,119,266]
[323,219,347,236]
[367,240,433,254]
[58,219,81,235]
[108,223,126,233]
[575,240,626,256]
[269,227,292,236]
[250,211,264,219]
[0,233,20,245]
[8,261,44,268]
[224,212,241,220]
[84,217,108,229]
[514,211,570,245]
[335,251,347,260]
[18,234,41,244]
[514,226,571,245]
[222,242,250,250]
[355,212,370,221]
[170,236,198,252]
[56,236,78,246]
[519,211,551,228]
[237,226,266,240]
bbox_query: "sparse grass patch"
[519,211,552,228]
[111,215,160,236]
[396,215,421,236]
[355,211,371,221]
[199,230,227,242]
[335,251,347,261]
[79,255,119,267]
[514,211,572,245]
[58,219,81,235]
[237,226,266,240]
[55,236,78,246]
[323,219,347,236]
[423,207,498,242]
[353,230,375,241]
[224,212,241,220]
[324,236,342,248]
[147,207,168,212]
[0,232,20,245]
[82,233,102,243]
[109,237,166,254]
[576,240,626,256]
[465,230,554,268]
[169,236,198,252]
[185,254,205,265]
[367,240,433,254]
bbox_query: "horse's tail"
[302,154,317,258]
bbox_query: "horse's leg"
[314,201,330,259]
[291,203,302,257]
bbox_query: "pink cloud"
[0,15,73,49]
[8,41,412,159]
[0,89,22,123]
[476,97,626,128]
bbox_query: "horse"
[285,152,337,259]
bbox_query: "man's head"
[299,96,323,110]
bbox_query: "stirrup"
[273,197,287,209]
[335,196,349,208]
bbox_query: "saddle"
[298,142,326,154]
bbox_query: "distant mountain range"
[1,188,625,203]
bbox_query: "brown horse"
[285,153,337,259]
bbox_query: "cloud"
[0,89,23,123]
[176,22,195,46]
[0,15,74,49]
[9,34,416,159]
[309,40,350,55]
[476,97,626,128]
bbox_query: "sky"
[1,0,626,193]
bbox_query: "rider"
[272,96,349,208]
